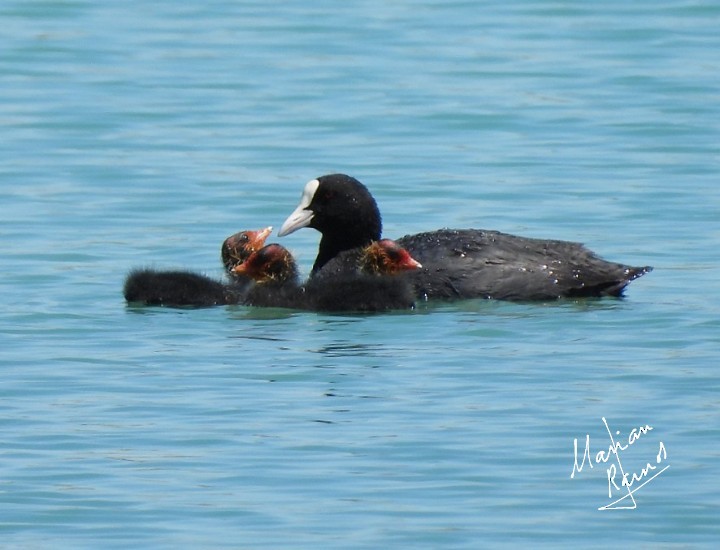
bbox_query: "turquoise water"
[2,0,719,547]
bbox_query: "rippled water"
[2,0,719,547]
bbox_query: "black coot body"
[397,229,650,300]
[278,174,652,301]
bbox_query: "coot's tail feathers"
[629,265,654,280]
[124,268,242,307]
[568,265,653,298]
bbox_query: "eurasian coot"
[123,269,241,307]
[307,239,421,312]
[123,242,295,309]
[122,246,293,309]
[278,173,652,300]
[221,226,272,276]
[124,227,273,307]
[124,240,420,312]
[313,238,422,280]
[236,240,422,312]
[231,243,304,309]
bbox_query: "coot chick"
[232,243,305,308]
[313,238,422,280]
[123,226,272,307]
[122,243,295,308]
[307,239,422,312]
[221,226,273,276]
[122,244,295,308]
[278,174,652,301]
[123,269,241,307]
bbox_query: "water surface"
[1,0,719,547]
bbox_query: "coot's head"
[278,174,382,273]
[362,239,422,275]
[221,227,273,272]
[233,244,299,285]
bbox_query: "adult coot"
[278,174,652,300]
